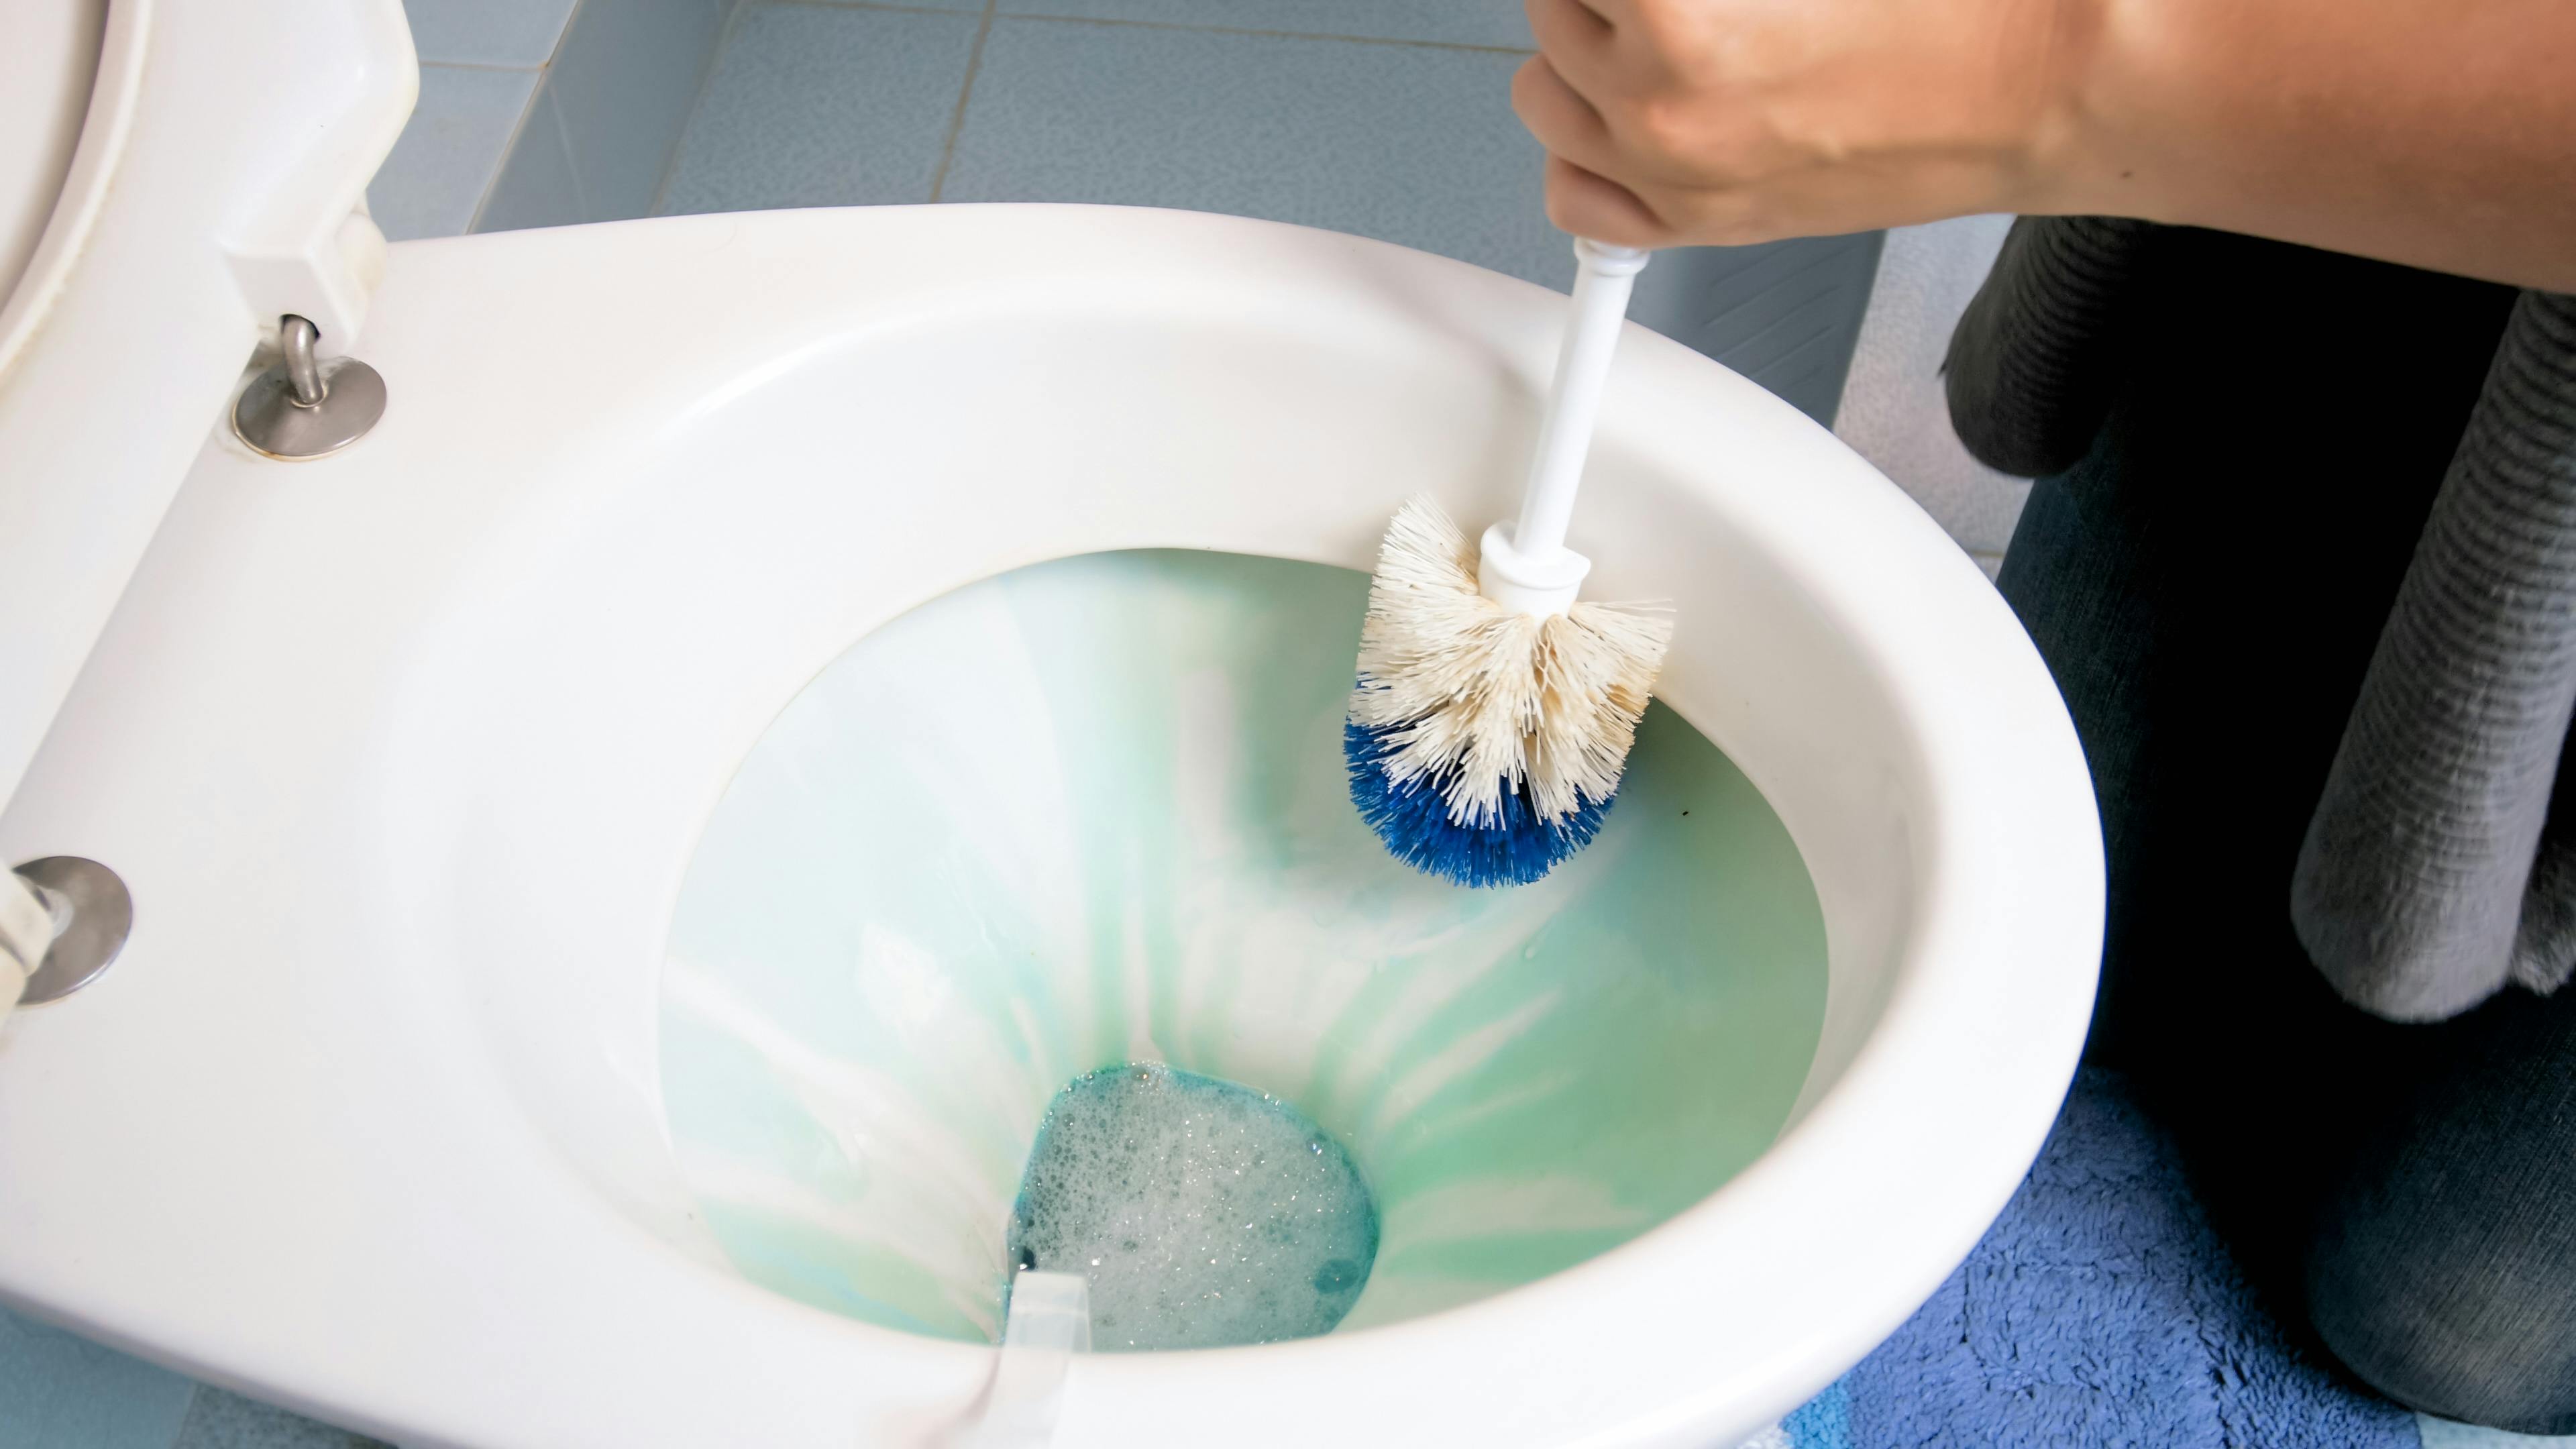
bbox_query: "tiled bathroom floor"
[660,1,1548,276]
[0,1303,384,1449]
[645,0,1880,425]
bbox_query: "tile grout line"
[463,61,555,233]
[649,0,755,217]
[413,57,549,74]
[761,0,994,18]
[759,0,1534,56]
[543,0,592,69]
[462,0,584,233]
[924,0,999,203]
[549,78,592,222]
[1008,10,1535,55]
[168,1381,209,1449]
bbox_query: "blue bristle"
[1343,719,1613,888]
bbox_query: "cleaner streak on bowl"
[1005,1063,1378,1352]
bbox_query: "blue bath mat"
[1776,1067,2424,1449]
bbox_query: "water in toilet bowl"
[1006,1063,1377,1352]
[659,549,1828,1345]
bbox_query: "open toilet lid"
[0,0,413,816]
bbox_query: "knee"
[2305,1196,2576,1433]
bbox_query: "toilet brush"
[1344,237,1674,887]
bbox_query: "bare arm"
[1513,0,2576,292]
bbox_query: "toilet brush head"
[1344,496,1672,887]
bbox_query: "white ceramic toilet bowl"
[0,201,2101,1448]
[0,4,2100,1444]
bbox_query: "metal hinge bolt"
[231,314,386,460]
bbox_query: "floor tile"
[172,1387,389,1449]
[802,0,986,12]
[0,1305,195,1449]
[942,19,1872,423]
[367,63,537,241]
[475,83,589,232]
[400,0,580,66]
[994,0,1530,50]
[943,20,1564,286]
[549,0,733,221]
[659,3,983,215]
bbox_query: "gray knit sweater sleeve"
[1943,219,2576,1024]
[1942,216,2159,479]
[2293,290,2576,1020]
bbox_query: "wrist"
[2000,0,2181,222]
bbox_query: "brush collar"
[1477,521,1590,616]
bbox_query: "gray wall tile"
[402,0,581,66]
[547,0,734,221]
[659,5,982,214]
[994,0,1531,49]
[0,1305,195,1449]
[476,84,590,231]
[367,63,538,241]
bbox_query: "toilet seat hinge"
[231,314,386,461]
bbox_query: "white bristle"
[1350,495,1673,828]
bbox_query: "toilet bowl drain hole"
[1006,1063,1377,1352]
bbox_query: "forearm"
[2045,0,2576,291]
[1520,0,2575,289]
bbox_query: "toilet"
[0,3,2103,1447]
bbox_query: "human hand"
[1511,0,2100,248]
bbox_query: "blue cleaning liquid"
[1006,1063,1379,1352]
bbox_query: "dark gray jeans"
[1983,225,2576,1433]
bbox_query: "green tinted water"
[659,550,1828,1344]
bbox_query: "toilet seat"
[0,0,410,818]
[0,7,2104,1448]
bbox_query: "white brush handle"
[1479,237,1650,616]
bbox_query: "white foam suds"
[1006,1063,1378,1352]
